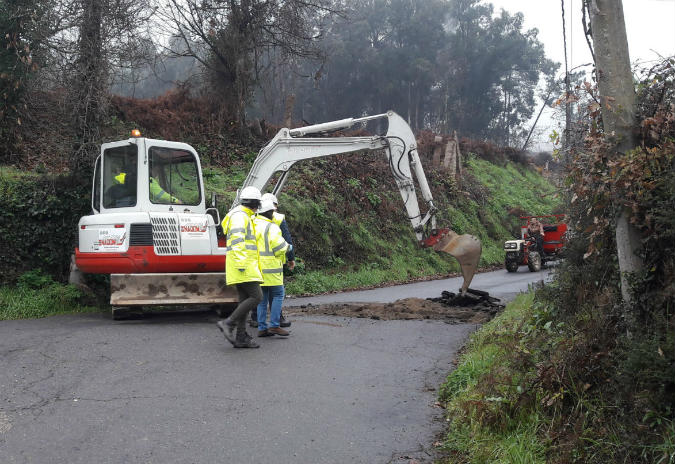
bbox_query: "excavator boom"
[237,111,482,292]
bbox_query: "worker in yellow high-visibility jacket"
[253,199,291,337]
[113,171,181,204]
[249,192,296,329]
[216,186,263,349]
[149,164,182,204]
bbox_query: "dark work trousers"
[232,282,263,332]
[533,234,544,256]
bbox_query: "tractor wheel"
[527,252,542,272]
[505,260,519,273]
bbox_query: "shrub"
[0,169,90,284]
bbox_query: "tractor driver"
[527,217,545,257]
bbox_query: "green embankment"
[1,153,558,319]
[261,155,559,295]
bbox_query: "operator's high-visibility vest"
[114,173,127,184]
[149,177,179,204]
[272,211,284,227]
[253,215,288,286]
[222,206,262,285]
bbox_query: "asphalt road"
[0,267,550,464]
[287,266,553,307]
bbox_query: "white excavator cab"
[93,137,206,214]
[76,134,234,315]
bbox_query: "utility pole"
[589,0,643,302]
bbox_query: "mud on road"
[288,294,504,325]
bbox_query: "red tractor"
[504,215,567,272]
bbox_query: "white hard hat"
[240,186,262,201]
[261,193,278,205]
[258,199,276,214]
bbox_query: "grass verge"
[437,291,549,463]
[437,277,675,463]
[0,270,99,320]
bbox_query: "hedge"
[1,171,90,284]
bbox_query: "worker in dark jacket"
[250,192,294,328]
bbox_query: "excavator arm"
[236,111,481,292]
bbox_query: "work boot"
[258,329,274,337]
[234,330,260,348]
[279,314,291,328]
[268,327,290,336]
[216,319,236,346]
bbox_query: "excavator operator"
[149,163,182,205]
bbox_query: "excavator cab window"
[148,147,201,206]
[102,145,138,209]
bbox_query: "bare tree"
[158,0,337,132]
[588,0,643,302]
[30,0,154,169]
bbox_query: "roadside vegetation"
[438,291,547,463]
[436,58,675,464]
[0,270,97,320]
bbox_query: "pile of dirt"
[288,294,504,324]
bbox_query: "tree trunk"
[284,94,295,128]
[72,0,105,172]
[589,0,643,302]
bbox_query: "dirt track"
[287,296,502,324]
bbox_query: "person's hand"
[288,260,296,270]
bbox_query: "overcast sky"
[481,0,675,150]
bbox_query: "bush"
[0,270,94,320]
[0,169,90,284]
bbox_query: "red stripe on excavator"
[75,246,226,274]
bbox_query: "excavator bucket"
[423,229,482,293]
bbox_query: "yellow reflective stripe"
[227,228,246,238]
[259,222,275,256]
[264,223,272,252]
[262,268,283,274]
[272,242,287,253]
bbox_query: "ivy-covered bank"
[0,168,90,284]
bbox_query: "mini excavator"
[74,112,481,318]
